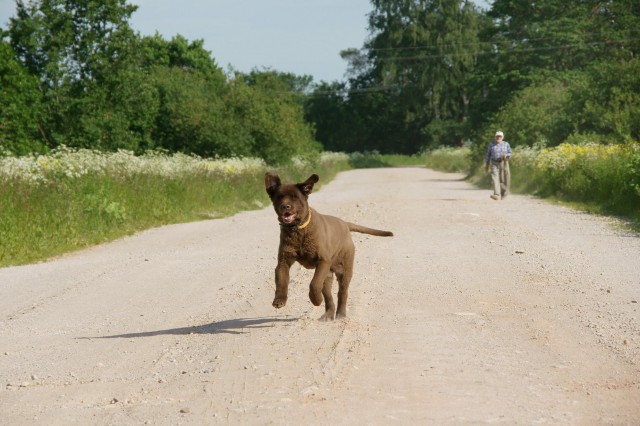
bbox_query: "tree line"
[310,0,640,158]
[1,0,639,163]
[0,0,319,163]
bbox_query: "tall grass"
[428,142,640,223]
[0,148,351,267]
[344,151,425,168]
[423,146,472,173]
[6,144,636,267]
[531,142,640,217]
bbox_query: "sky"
[0,0,372,83]
[0,0,489,83]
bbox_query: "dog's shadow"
[80,316,298,339]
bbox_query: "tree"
[151,66,248,157]
[227,71,320,165]
[304,82,351,152]
[140,34,225,79]
[328,0,479,154]
[0,31,45,154]
[355,0,482,152]
[8,0,156,151]
[139,34,236,156]
[470,0,640,137]
[487,79,573,148]
[568,58,640,143]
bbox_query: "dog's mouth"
[281,211,297,224]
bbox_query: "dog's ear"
[298,174,319,197]
[265,172,281,198]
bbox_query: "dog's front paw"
[319,311,335,321]
[272,297,287,309]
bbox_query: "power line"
[360,34,640,55]
[373,38,640,62]
[301,37,639,98]
[305,85,400,97]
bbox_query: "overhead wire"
[362,28,640,53]
[373,37,640,62]
[302,35,639,97]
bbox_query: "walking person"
[484,131,512,200]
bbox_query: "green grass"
[3,145,637,268]
[423,146,471,173]
[380,153,426,167]
[346,151,426,168]
[0,151,352,267]
[0,173,258,266]
[441,143,640,230]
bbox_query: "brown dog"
[265,172,393,320]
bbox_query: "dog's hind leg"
[336,253,354,319]
[319,273,336,321]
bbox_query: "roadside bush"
[508,146,544,194]
[451,142,640,221]
[424,146,471,173]
[0,148,350,266]
[568,59,640,143]
[482,79,572,149]
[348,151,391,168]
[151,67,250,158]
[534,142,640,215]
[226,77,320,165]
[0,40,45,155]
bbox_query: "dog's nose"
[280,203,291,211]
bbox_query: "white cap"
[495,131,504,137]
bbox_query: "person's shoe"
[490,194,501,200]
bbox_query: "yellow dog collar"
[297,210,312,230]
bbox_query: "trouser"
[490,159,510,197]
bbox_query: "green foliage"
[2,0,640,174]
[151,66,248,157]
[8,0,149,151]
[468,0,640,145]
[424,146,471,173]
[629,149,640,198]
[0,150,349,266]
[533,143,640,218]
[227,72,320,165]
[2,1,320,164]
[304,81,351,151]
[568,58,640,143]
[453,143,640,222]
[421,119,467,150]
[483,79,573,149]
[306,0,484,155]
[0,36,45,154]
[347,151,392,168]
[66,65,159,152]
[475,58,640,156]
[377,153,425,167]
[366,0,482,151]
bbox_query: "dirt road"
[1,167,639,425]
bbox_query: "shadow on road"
[423,177,467,182]
[78,316,298,339]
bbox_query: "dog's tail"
[347,223,393,237]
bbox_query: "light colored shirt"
[485,141,512,164]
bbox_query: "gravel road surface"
[1,167,639,425]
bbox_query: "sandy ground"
[1,167,639,425]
